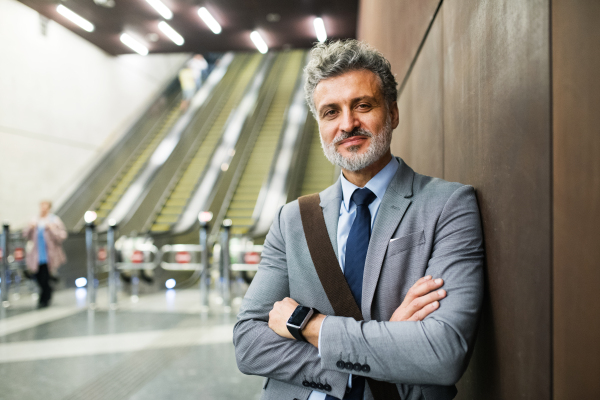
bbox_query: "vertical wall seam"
[548,0,554,398]
[397,0,445,98]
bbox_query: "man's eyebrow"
[317,96,379,114]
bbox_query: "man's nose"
[339,111,360,133]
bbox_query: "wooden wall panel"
[358,0,441,89]
[552,0,600,398]
[392,7,444,178]
[442,1,552,398]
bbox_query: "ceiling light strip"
[120,33,149,56]
[314,17,327,43]
[56,5,95,32]
[250,31,268,54]
[198,7,222,34]
[145,0,173,20]
[158,21,184,45]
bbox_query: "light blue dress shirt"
[308,156,399,400]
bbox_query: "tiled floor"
[0,286,263,400]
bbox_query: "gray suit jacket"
[234,158,484,400]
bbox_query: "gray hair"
[304,39,398,117]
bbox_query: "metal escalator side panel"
[97,53,236,231]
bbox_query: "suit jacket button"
[324,384,332,391]
[344,362,353,370]
[302,380,310,387]
[361,364,371,372]
[336,360,345,369]
[293,398,300,400]
[317,383,324,390]
[310,382,318,388]
[353,363,362,371]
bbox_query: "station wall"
[359,0,600,398]
[0,0,188,228]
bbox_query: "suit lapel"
[319,177,342,261]
[362,158,415,320]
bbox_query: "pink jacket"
[22,214,68,273]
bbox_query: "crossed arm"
[234,185,484,394]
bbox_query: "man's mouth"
[337,136,368,147]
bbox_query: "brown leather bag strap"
[298,193,401,400]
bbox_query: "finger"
[408,301,440,321]
[406,289,446,316]
[407,278,444,301]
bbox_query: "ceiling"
[19,0,359,55]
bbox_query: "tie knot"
[352,188,377,207]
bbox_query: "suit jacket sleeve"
[233,205,350,399]
[319,185,484,386]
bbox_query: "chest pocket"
[386,230,425,257]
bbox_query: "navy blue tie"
[325,188,376,400]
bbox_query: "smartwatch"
[286,305,317,342]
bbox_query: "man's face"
[313,69,399,171]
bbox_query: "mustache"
[331,128,374,145]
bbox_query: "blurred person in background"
[22,200,67,308]
[188,54,208,88]
[178,65,196,111]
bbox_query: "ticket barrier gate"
[160,244,211,311]
[160,245,204,271]
[0,226,29,307]
[115,238,160,303]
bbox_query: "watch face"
[288,306,311,327]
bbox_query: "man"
[233,40,484,400]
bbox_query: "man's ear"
[389,101,399,130]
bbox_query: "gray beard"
[319,116,392,172]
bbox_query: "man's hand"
[389,276,446,322]
[268,297,300,339]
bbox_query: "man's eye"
[323,110,336,117]
[357,103,370,109]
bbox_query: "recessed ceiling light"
[56,5,95,32]
[145,0,173,20]
[314,17,327,43]
[198,7,222,34]
[250,31,268,54]
[120,33,149,56]
[158,21,184,46]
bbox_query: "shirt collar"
[340,156,399,211]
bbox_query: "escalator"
[56,73,184,232]
[149,53,265,233]
[94,105,182,226]
[298,119,338,196]
[221,51,306,235]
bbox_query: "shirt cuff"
[317,316,327,357]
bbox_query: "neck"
[342,151,392,187]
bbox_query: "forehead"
[313,69,383,109]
